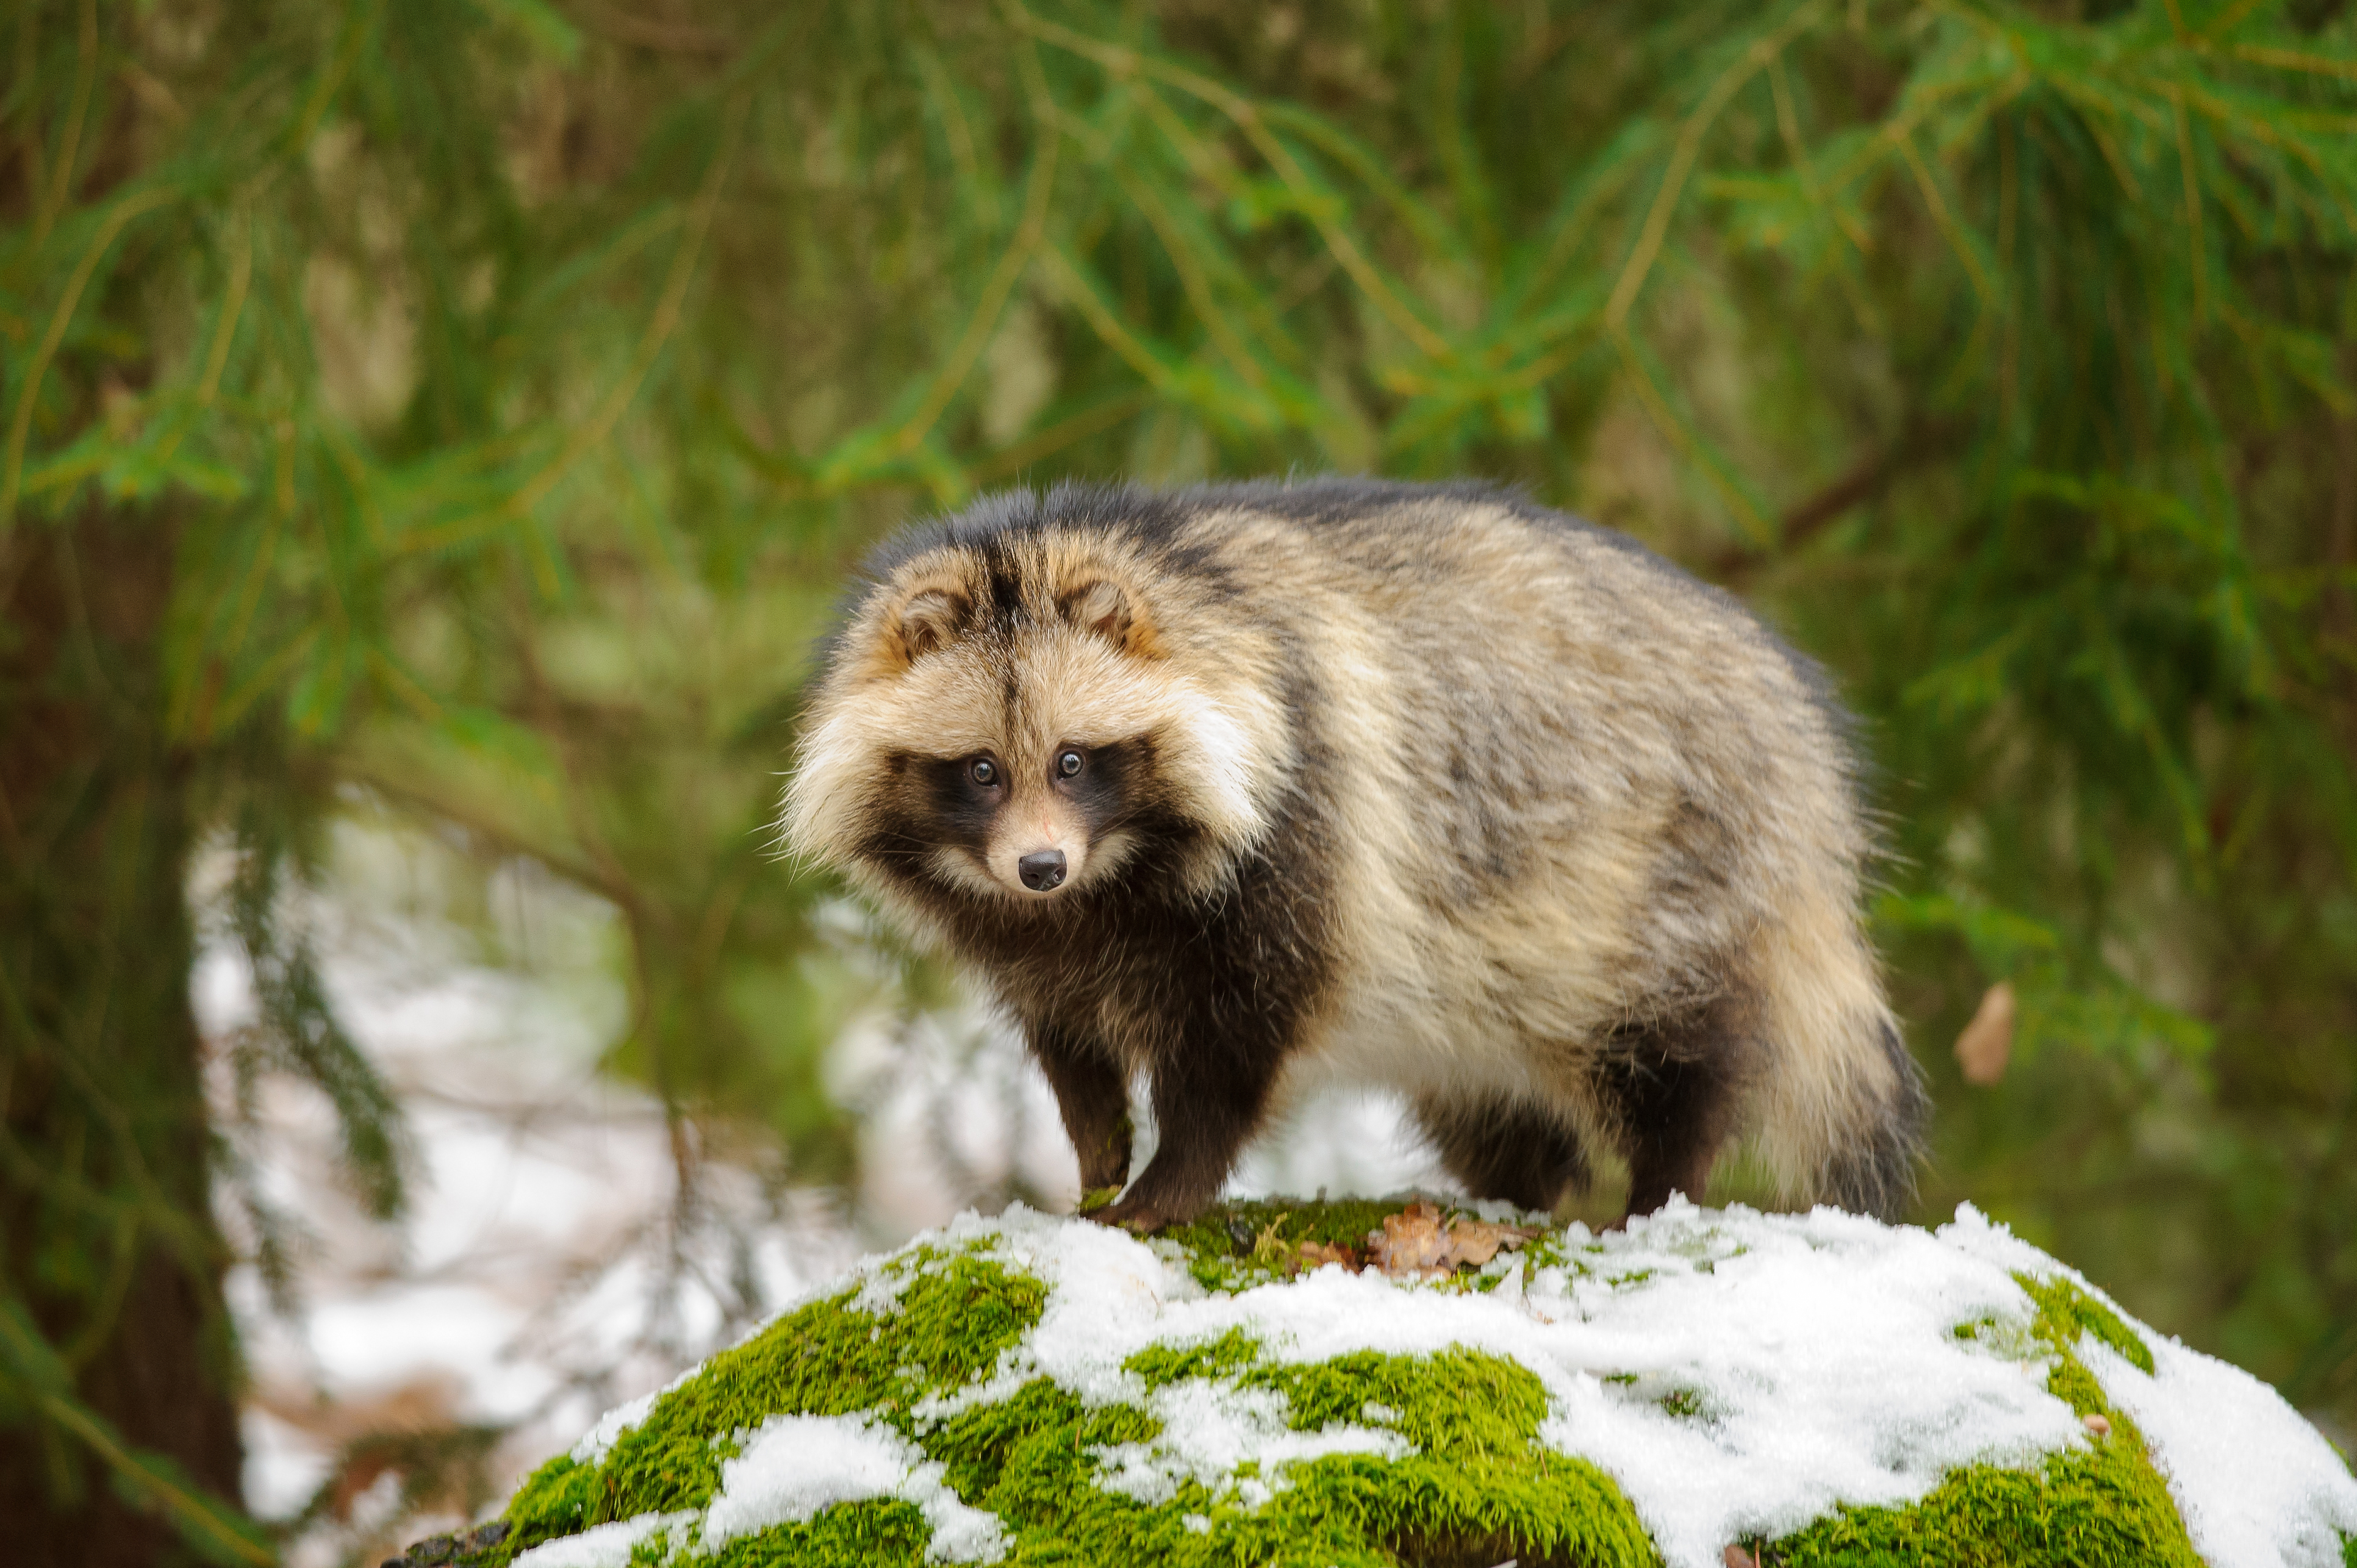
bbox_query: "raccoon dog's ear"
[1060,578,1150,654]
[893,589,969,664]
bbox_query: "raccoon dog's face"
[783,534,1275,914]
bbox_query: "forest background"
[5,0,2356,1563]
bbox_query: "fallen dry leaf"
[1364,1200,1540,1278]
[1954,979,2016,1086]
[1723,1546,1758,1568]
[1293,1240,1363,1272]
[1444,1218,1538,1269]
[1368,1201,1455,1275]
[2083,1412,2112,1437]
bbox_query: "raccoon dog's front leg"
[1089,1021,1285,1233]
[1027,1023,1133,1205]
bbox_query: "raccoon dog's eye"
[1057,749,1084,779]
[969,757,999,787]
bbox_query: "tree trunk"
[0,508,245,1567]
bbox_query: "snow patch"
[1092,1378,1410,1508]
[569,1380,668,1467]
[2086,1335,2357,1568]
[703,1413,1006,1563]
[511,1509,695,1568]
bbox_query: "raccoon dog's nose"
[1017,850,1067,892]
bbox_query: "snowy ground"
[195,817,1445,1563]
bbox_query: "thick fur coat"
[783,479,1927,1230]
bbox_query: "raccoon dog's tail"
[1748,889,1930,1220]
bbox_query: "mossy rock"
[470,1200,2357,1568]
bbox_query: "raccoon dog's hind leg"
[1592,985,1761,1222]
[1412,1092,1589,1214]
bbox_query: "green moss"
[924,1378,1197,1561]
[488,1203,2230,1568]
[1765,1433,2198,1567]
[490,1452,599,1563]
[697,1501,931,1567]
[1221,1448,1657,1568]
[1198,1348,1659,1567]
[2341,1530,2356,1568]
[1158,1197,1412,1291]
[928,1376,1161,1522]
[1252,1348,1544,1446]
[936,1339,1660,1565]
[595,1248,1042,1522]
[1180,1197,1408,1255]
[1128,1326,1265,1387]
[2015,1272,2155,1374]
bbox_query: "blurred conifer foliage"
[4,0,2356,1554]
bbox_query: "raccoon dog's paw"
[1088,1195,1173,1234]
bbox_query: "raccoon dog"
[783,479,1928,1231]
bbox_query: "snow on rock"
[511,1509,697,1568]
[1089,1376,1411,1509]
[499,1198,2357,1568]
[569,1383,667,1468]
[703,1414,1005,1561]
[2089,1333,2356,1567]
[1939,1206,2357,1568]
